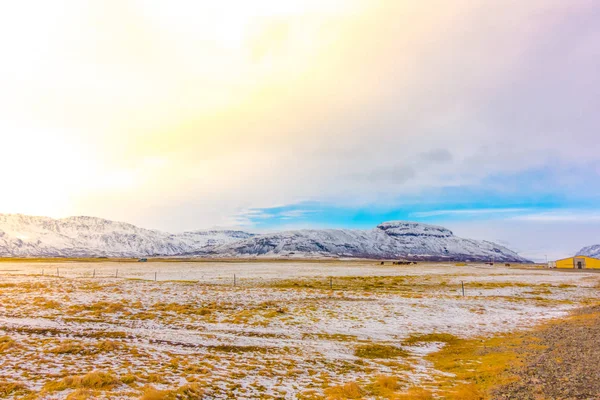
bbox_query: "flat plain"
[0,261,598,399]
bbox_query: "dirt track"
[493,305,600,400]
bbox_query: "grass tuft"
[403,333,460,346]
[0,336,15,352]
[66,388,95,400]
[368,375,401,397]
[43,371,120,392]
[0,381,29,397]
[324,382,363,399]
[48,340,89,355]
[140,383,204,400]
[395,387,434,399]
[355,344,409,359]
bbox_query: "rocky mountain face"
[0,214,252,257]
[0,214,529,262]
[213,221,529,262]
[576,244,600,258]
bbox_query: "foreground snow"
[0,262,597,399]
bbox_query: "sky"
[1,0,599,261]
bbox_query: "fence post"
[115,269,118,278]
[57,268,59,278]
[93,269,95,278]
[154,272,157,282]
[461,281,465,297]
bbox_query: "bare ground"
[493,305,600,400]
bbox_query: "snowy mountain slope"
[576,244,600,258]
[0,214,528,261]
[0,214,252,257]
[214,221,530,262]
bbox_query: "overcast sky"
[1,1,599,261]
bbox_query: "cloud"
[1,0,599,235]
[512,211,600,222]
[411,208,527,218]
[234,206,321,229]
[353,165,417,185]
[420,149,453,164]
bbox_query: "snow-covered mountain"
[212,221,529,262]
[576,244,600,258]
[0,214,253,257]
[0,214,529,262]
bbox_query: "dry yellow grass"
[0,336,15,352]
[48,340,89,355]
[145,373,168,384]
[152,302,214,316]
[65,388,95,400]
[46,339,124,356]
[32,296,61,309]
[418,319,583,399]
[354,344,408,359]
[120,374,137,385]
[0,381,29,397]
[324,382,363,399]
[403,332,460,346]
[95,340,124,352]
[424,334,524,399]
[395,387,434,399]
[70,300,127,314]
[43,371,120,392]
[368,375,400,397]
[140,383,204,400]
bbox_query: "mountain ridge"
[0,214,529,262]
[576,244,600,259]
[210,221,529,262]
[0,213,253,258]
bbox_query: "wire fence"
[0,265,478,296]
[0,268,279,286]
[0,265,365,288]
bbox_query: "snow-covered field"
[0,261,598,399]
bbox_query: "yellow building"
[555,256,600,269]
